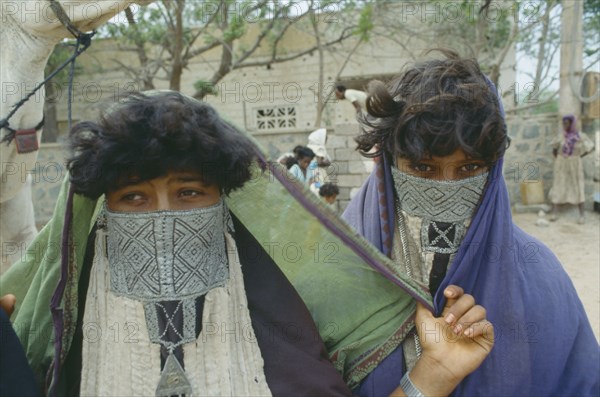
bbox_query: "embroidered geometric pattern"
[104,201,229,301]
[391,168,488,223]
[173,217,227,295]
[420,221,466,254]
[144,299,197,351]
[108,218,160,295]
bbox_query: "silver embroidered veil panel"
[100,200,231,396]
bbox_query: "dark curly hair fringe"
[356,49,509,165]
[67,91,258,199]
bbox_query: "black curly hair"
[67,91,258,199]
[319,182,339,198]
[356,49,509,165]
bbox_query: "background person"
[289,146,315,185]
[276,145,303,166]
[307,128,333,194]
[335,85,368,114]
[319,182,340,206]
[549,114,595,224]
[281,155,298,170]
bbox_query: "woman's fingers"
[441,285,463,316]
[467,320,495,353]
[443,293,475,326]
[434,285,492,338]
[0,294,16,317]
[444,285,464,300]
[452,304,487,335]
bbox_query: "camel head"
[1,0,154,41]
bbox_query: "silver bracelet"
[400,371,425,397]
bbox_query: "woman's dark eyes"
[122,193,144,201]
[412,163,433,172]
[460,163,483,172]
[120,190,204,201]
[179,189,203,197]
[409,163,484,174]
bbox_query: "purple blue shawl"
[561,114,581,156]
[343,155,599,396]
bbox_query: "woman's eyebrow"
[172,175,208,185]
[114,178,144,189]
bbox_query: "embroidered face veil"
[355,49,509,294]
[67,91,261,396]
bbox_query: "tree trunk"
[42,82,58,143]
[559,0,583,120]
[312,9,325,128]
[532,2,553,101]
[169,0,185,91]
[193,40,232,100]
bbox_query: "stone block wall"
[329,123,374,212]
[504,114,598,210]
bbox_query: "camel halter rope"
[0,0,135,148]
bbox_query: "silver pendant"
[156,353,193,397]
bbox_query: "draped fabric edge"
[337,316,415,388]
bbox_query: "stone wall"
[504,114,599,210]
[328,123,373,212]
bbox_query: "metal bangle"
[400,371,426,397]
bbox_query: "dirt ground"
[512,208,600,341]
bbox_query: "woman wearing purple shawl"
[549,114,594,224]
[343,50,599,396]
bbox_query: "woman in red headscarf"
[549,114,595,224]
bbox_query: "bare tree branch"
[185,40,222,60]
[182,0,223,61]
[234,26,356,69]
[234,11,287,66]
[488,17,520,85]
[310,1,325,127]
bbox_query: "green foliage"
[223,15,246,42]
[193,80,218,96]
[584,0,600,29]
[45,41,82,82]
[516,1,559,59]
[355,4,373,41]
